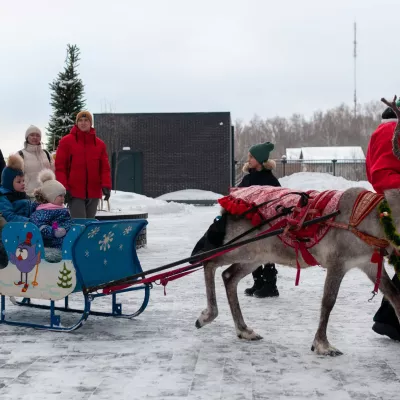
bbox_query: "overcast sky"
[0,0,398,156]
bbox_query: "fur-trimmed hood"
[242,159,276,173]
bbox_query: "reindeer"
[195,96,400,356]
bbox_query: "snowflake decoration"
[99,231,114,251]
[85,250,90,258]
[4,239,7,243]
[104,259,108,266]
[88,226,100,239]
[123,226,133,236]
[113,224,118,228]
[119,244,124,251]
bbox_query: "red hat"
[24,232,33,246]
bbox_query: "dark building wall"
[94,112,232,198]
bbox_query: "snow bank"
[279,172,374,191]
[157,189,223,200]
[103,191,194,215]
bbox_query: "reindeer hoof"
[237,329,263,341]
[311,343,343,356]
[196,309,217,329]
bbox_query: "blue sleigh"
[0,219,150,331]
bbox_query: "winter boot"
[253,264,279,298]
[372,274,400,341]
[244,266,264,296]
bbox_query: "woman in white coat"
[19,125,54,197]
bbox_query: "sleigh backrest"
[61,224,86,261]
[71,219,148,290]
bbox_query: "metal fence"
[234,159,367,186]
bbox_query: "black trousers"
[373,274,400,329]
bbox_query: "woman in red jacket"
[55,111,111,219]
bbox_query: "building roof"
[285,146,365,161]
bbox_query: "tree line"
[233,102,384,164]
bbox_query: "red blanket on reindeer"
[218,186,344,267]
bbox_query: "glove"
[53,227,67,238]
[102,187,111,201]
[64,190,72,205]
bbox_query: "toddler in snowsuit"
[0,154,36,267]
[30,169,71,262]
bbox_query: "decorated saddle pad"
[218,186,343,249]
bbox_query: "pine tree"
[46,44,86,151]
[57,262,73,289]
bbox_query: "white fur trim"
[242,162,250,173]
[381,118,398,124]
[263,159,276,170]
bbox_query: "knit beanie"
[1,154,24,191]
[25,125,42,140]
[249,142,275,164]
[382,100,400,120]
[76,111,93,126]
[36,169,66,203]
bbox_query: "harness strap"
[369,248,384,301]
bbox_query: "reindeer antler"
[381,95,400,160]
[381,95,400,117]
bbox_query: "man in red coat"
[366,106,400,193]
[366,103,400,341]
[55,111,111,219]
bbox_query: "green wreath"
[378,199,400,277]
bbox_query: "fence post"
[332,159,337,176]
[281,155,287,177]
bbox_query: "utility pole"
[353,21,357,119]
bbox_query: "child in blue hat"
[0,154,35,222]
[0,154,36,267]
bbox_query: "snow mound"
[279,172,374,192]
[157,189,223,200]
[103,190,194,215]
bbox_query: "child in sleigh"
[30,169,72,262]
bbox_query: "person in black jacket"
[238,141,281,298]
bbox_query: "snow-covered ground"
[0,172,399,400]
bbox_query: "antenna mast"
[353,21,357,118]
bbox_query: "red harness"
[220,188,389,292]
